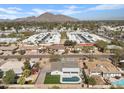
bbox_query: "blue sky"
[0,4,124,20]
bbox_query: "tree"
[22,69,31,78]
[87,76,96,86]
[17,76,25,85]
[0,69,3,78]
[18,50,26,55]
[3,69,16,84]
[112,49,124,67]
[33,62,40,70]
[95,40,108,52]
[111,39,124,47]
[23,60,31,70]
[64,40,77,47]
[12,50,17,54]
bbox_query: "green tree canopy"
[112,49,124,66]
[111,39,124,47]
[87,76,96,85]
[22,69,31,78]
[0,69,3,78]
[64,40,77,47]
[23,60,31,70]
[18,50,26,55]
[17,76,25,85]
[3,69,16,84]
[95,40,108,52]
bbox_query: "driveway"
[35,63,51,84]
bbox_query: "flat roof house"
[51,60,82,83]
[0,61,23,76]
[84,60,122,78]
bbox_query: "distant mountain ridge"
[0,12,79,22]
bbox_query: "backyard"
[44,73,60,84]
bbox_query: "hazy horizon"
[0,4,124,20]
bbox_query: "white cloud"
[0,7,22,14]
[65,5,78,10]
[8,7,22,11]
[31,6,82,16]
[31,9,46,15]
[65,5,84,10]
[61,9,81,15]
[87,4,124,11]
[0,14,18,19]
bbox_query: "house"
[51,60,80,75]
[84,60,122,78]
[0,38,19,43]
[51,60,82,83]
[0,61,23,76]
[107,45,123,52]
[119,60,124,71]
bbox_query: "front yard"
[44,73,60,84]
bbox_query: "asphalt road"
[0,53,115,59]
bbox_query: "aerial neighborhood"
[0,12,124,89]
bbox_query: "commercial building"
[23,32,61,45]
[67,32,110,44]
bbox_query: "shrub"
[0,69,3,78]
[18,50,26,55]
[22,69,31,78]
[17,76,25,85]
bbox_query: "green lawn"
[44,73,60,84]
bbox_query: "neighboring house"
[51,60,82,83]
[107,45,123,52]
[84,60,122,78]
[119,60,124,71]
[0,38,19,43]
[0,61,23,76]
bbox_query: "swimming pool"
[62,76,80,82]
[60,75,81,83]
[112,79,124,86]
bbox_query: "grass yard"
[44,73,60,84]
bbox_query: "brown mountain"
[15,12,79,22]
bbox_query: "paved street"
[0,53,115,59]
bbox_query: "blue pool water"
[62,76,80,82]
[112,79,124,86]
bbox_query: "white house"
[0,61,23,76]
[84,60,122,78]
[50,60,82,83]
